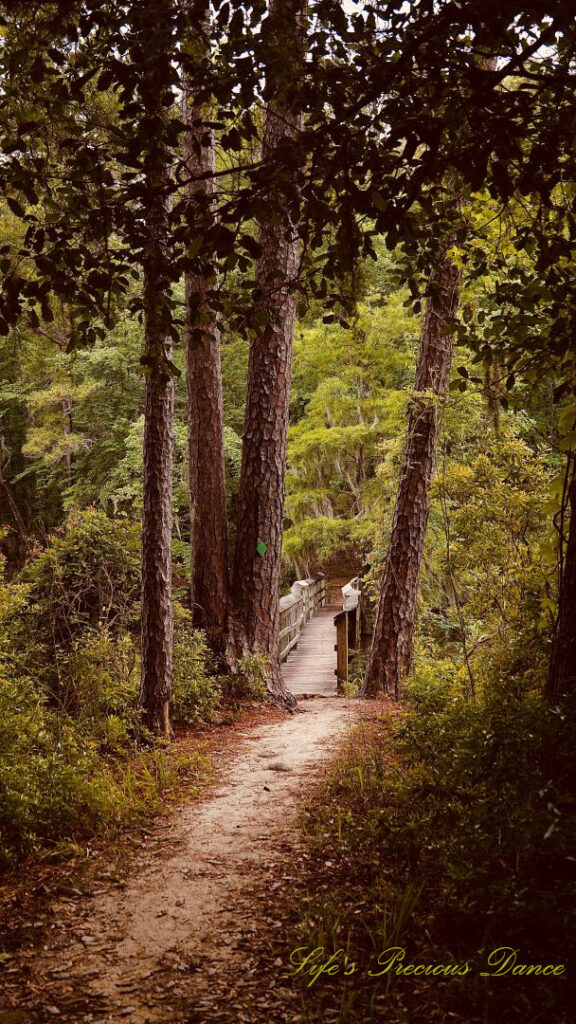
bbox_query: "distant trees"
[283,274,417,574]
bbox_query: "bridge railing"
[278,574,326,662]
[334,575,365,690]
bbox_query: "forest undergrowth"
[0,508,266,871]
[287,672,576,1024]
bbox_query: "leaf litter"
[0,698,371,1023]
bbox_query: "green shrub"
[19,508,140,712]
[0,513,218,869]
[22,507,140,634]
[59,627,140,748]
[220,652,269,702]
[0,666,125,868]
[171,604,221,725]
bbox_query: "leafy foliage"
[172,605,221,725]
[284,259,418,572]
[0,510,218,868]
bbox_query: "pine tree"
[182,10,229,657]
[229,0,306,704]
[135,0,177,735]
[361,239,461,697]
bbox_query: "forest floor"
[0,696,379,1024]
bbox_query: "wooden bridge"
[279,573,366,696]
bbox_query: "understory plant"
[0,509,219,868]
[294,665,576,1023]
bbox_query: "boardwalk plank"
[281,604,340,696]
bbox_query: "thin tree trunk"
[361,242,461,698]
[547,460,576,701]
[229,0,305,707]
[61,395,73,479]
[137,1,175,737]
[140,319,174,737]
[483,355,502,435]
[182,45,229,656]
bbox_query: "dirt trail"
[4,697,365,1023]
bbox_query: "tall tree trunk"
[140,291,174,737]
[361,242,461,698]
[137,1,175,737]
[182,38,229,657]
[547,460,576,702]
[229,0,305,706]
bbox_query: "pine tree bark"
[361,243,461,698]
[547,463,576,702]
[140,288,174,737]
[137,2,175,737]
[182,51,229,657]
[229,0,306,706]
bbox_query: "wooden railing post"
[334,574,364,691]
[317,572,326,609]
[278,591,303,662]
[334,610,348,692]
[347,607,356,650]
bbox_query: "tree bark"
[140,315,174,738]
[182,46,229,657]
[547,462,576,702]
[361,243,461,698]
[137,1,175,737]
[229,0,306,707]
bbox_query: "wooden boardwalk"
[281,604,340,696]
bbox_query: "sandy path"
[5,697,363,1023]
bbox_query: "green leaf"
[371,190,387,212]
[6,197,25,218]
